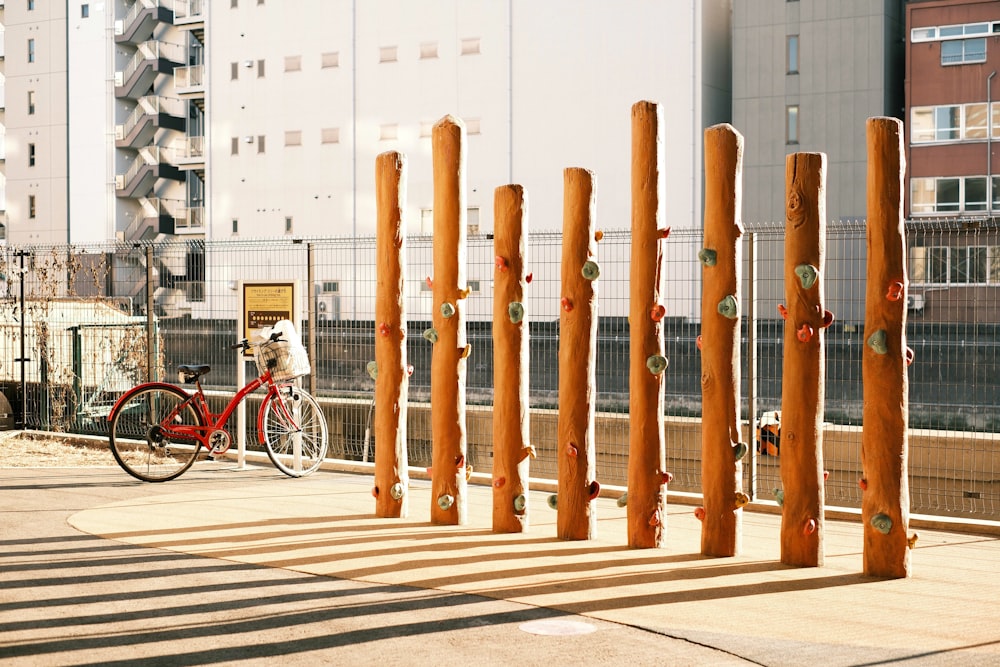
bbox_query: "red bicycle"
[107,330,328,482]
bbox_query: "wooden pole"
[374,150,408,518]
[780,152,828,567]
[699,123,745,557]
[627,101,668,548]
[862,116,912,578]
[430,116,468,526]
[492,184,532,533]
[557,167,599,540]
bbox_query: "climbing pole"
[862,116,914,578]
[556,167,600,540]
[698,123,746,557]
[429,115,469,525]
[779,151,831,567]
[373,151,409,518]
[492,184,533,533]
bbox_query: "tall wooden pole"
[374,151,408,518]
[430,116,468,525]
[699,123,745,557]
[780,152,828,567]
[557,167,599,540]
[862,116,912,578]
[492,184,532,533]
[627,101,668,548]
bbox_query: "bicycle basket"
[254,338,311,381]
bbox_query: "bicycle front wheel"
[108,385,204,482]
[259,386,329,477]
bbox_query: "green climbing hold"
[867,329,888,355]
[616,492,628,508]
[698,248,718,267]
[646,354,669,375]
[366,361,378,380]
[441,302,456,318]
[437,494,455,511]
[795,264,819,290]
[774,488,785,507]
[733,442,748,461]
[390,482,405,500]
[508,301,525,324]
[547,494,558,510]
[581,260,601,281]
[423,327,439,343]
[717,294,739,319]
[871,512,893,535]
[513,494,527,512]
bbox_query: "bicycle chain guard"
[209,429,232,455]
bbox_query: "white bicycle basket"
[253,320,311,381]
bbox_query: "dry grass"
[0,431,116,467]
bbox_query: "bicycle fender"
[107,382,192,421]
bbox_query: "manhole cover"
[519,619,597,636]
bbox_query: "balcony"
[114,0,174,46]
[174,64,204,98]
[173,0,205,27]
[115,146,184,199]
[114,41,184,100]
[173,135,204,171]
[115,96,185,149]
[175,206,205,234]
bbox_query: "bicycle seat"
[177,364,211,384]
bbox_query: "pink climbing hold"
[425,276,433,289]
[823,470,830,481]
[696,335,703,350]
[822,310,835,328]
[803,518,817,535]
[648,510,661,527]
[588,480,601,500]
[561,297,574,312]
[378,322,391,337]
[495,256,509,272]
[455,454,465,469]
[906,346,915,366]
[493,476,506,488]
[566,443,578,458]
[859,478,868,491]
[694,507,706,521]
[372,486,379,498]
[407,365,414,377]
[661,471,674,484]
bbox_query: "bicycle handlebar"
[228,332,284,351]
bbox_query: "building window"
[468,207,481,235]
[910,103,998,143]
[231,62,239,80]
[284,55,301,72]
[786,105,799,144]
[28,0,35,10]
[379,46,397,63]
[231,0,238,7]
[460,38,481,55]
[420,42,438,59]
[379,124,398,141]
[420,208,433,233]
[910,176,994,214]
[81,4,89,18]
[420,121,434,138]
[28,39,35,63]
[941,38,986,65]
[28,195,36,219]
[284,130,302,146]
[787,35,799,74]
[910,245,991,285]
[321,127,340,144]
[28,91,35,115]
[232,219,239,235]
[285,216,293,234]
[321,52,339,68]
[466,118,481,135]
[257,135,266,153]
[231,137,239,155]
[257,59,265,77]
[28,143,35,167]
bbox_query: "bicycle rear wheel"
[260,385,329,477]
[108,385,204,482]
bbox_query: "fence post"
[746,231,758,501]
[145,245,156,383]
[307,243,317,397]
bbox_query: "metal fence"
[1,217,997,520]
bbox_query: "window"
[232,219,239,235]
[379,46,397,63]
[466,118,481,135]
[231,137,239,155]
[285,217,293,234]
[284,130,302,146]
[28,91,35,115]
[257,59,265,77]
[965,104,988,139]
[257,135,265,153]
[786,105,799,144]
[460,38,481,55]
[231,62,239,80]
[787,35,799,74]
[28,39,35,64]
[321,127,340,144]
[321,52,339,68]
[28,0,35,10]
[28,195,36,219]
[28,143,35,167]
[965,177,988,211]
[933,106,960,140]
[420,42,438,59]
[951,246,987,283]
[468,207,481,235]
[420,208,433,233]
[81,4,89,18]
[942,38,986,65]
[231,0,238,7]
[911,103,997,143]
[910,176,993,214]
[284,55,301,72]
[379,124,398,141]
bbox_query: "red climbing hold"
[797,324,814,342]
[495,256,509,272]
[650,304,666,322]
[777,304,788,320]
[886,281,904,302]
[561,297,574,312]
[694,507,706,521]
[588,480,601,500]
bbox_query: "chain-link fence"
[1,218,997,520]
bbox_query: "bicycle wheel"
[259,385,329,477]
[108,384,204,482]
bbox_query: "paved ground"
[3,461,1000,666]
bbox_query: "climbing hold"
[871,513,893,535]
[460,344,472,359]
[457,287,471,300]
[696,335,703,350]
[566,443,578,457]
[465,464,474,481]
[795,264,819,290]
[372,486,379,498]
[581,260,601,281]
[495,255,509,272]
[508,301,525,324]
[441,302,456,318]
[513,495,527,512]
[777,304,788,320]
[455,454,465,469]
[378,322,391,337]
[733,442,748,461]
[661,471,674,484]
[735,492,750,509]
[650,304,666,322]
[616,493,628,508]
[859,478,868,491]
[867,329,888,355]
[437,494,455,511]
[821,310,835,328]
[561,297,574,312]
[423,327,439,343]
[803,518,817,535]
[646,354,669,375]
[698,248,718,267]
[594,230,604,242]
[366,361,378,380]
[717,294,739,319]
[797,324,814,343]
[907,533,919,549]
[547,494,558,510]
[493,476,506,489]
[886,281,904,302]
[588,480,601,500]
[425,276,433,289]
[521,444,538,460]
[905,346,915,366]
[823,470,830,481]
[390,482,405,500]
[407,365,414,377]
[525,272,533,284]
[774,489,785,507]
[694,506,706,521]
[659,227,671,239]
[648,510,661,527]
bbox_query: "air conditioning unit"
[907,294,925,311]
[314,281,341,322]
